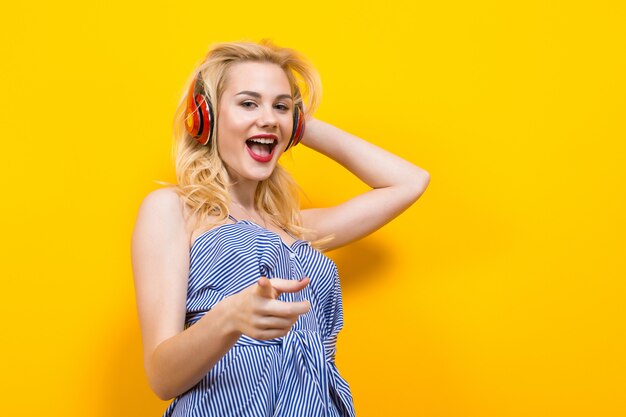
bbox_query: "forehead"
[223,61,291,96]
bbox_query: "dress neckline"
[190,218,308,252]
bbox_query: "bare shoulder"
[133,187,190,247]
[138,187,184,217]
[138,187,190,227]
[137,187,227,249]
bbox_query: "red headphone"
[184,73,306,150]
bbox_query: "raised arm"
[299,118,430,251]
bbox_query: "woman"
[131,39,430,416]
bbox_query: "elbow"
[153,384,173,402]
[145,358,179,401]
[419,169,430,192]
[148,374,177,401]
[157,391,176,402]
[407,169,430,202]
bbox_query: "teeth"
[249,137,276,144]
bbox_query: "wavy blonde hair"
[171,39,322,242]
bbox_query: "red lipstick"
[246,134,278,163]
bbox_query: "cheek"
[223,111,254,136]
[284,117,294,134]
[217,127,248,159]
[280,114,294,134]
[216,111,242,143]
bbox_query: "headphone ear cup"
[194,94,213,145]
[285,102,306,151]
[184,74,214,146]
[185,82,201,138]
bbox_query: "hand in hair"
[226,277,311,341]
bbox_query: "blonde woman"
[131,39,430,416]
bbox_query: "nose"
[257,105,278,130]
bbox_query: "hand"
[227,277,311,340]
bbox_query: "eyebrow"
[235,90,293,101]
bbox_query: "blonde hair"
[171,39,322,242]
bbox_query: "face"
[216,61,294,185]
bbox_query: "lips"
[246,134,278,163]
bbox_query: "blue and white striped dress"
[162,216,356,417]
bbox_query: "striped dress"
[162,216,356,417]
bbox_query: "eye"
[275,103,290,111]
[241,101,257,108]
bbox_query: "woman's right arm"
[131,188,310,400]
[131,188,242,400]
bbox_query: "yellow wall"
[1,1,624,416]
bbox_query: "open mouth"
[246,137,278,162]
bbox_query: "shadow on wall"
[328,235,395,294]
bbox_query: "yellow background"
[1,1,624,416]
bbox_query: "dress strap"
[228,214,239,223]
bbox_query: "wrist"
[215,295,243,338]
[300,117,323,147]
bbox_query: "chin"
[225,161,276,184]
[222,146,284,184]
[247,165,277,182]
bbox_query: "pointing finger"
[256,276,277,299]
[268,277,310,295]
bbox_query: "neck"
[230,189,256,209]
[228,182,267,228]
[225,170,259,210]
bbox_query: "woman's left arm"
[300,118,430,251]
